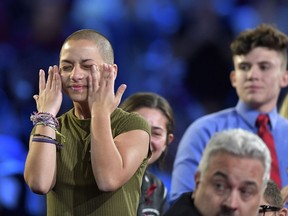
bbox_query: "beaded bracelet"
[30,112,66,143]
[30,112,59,128]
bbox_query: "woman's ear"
[167,133,174,146]
[113,64,118,79]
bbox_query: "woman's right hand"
[33,65,62,117]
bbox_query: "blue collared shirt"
[170,100,288,203]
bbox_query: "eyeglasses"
[258,205,281,216]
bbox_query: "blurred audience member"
[164,129,271,216]
[171,23,288,203]
[258,180,287,216]
[120,92,174,216]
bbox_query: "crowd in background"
[1,0,288,215]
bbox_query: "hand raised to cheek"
[88,63,127,115]
[33,65,63,116]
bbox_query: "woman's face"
[134,107,173,164]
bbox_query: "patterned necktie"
[256,114,281,188]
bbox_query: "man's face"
[194,152,265,216]
[230,47,288,112]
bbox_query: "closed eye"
[81,65,92,70]
[61,65,73,72]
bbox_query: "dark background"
[1,0,288,215]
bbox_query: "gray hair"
[198,128,271,188]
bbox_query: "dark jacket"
[163,192,202,216]
[137,171,167,216]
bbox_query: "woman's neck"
[73,102,91,119]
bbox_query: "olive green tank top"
[47,108,151,216]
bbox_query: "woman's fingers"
[39,65,61,93]
[51,65,61,92]
[39,69,46,93]
[115,84,127,105]
[46,66,54,89]
[88,64,101,94]
[100,63,114,89]
[33,95,39,101]
[35,65,63,115]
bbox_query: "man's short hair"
[230,24,288,69]
[198,128,271,188]
[264,180,284,208]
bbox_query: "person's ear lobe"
[167,133,174,146]
[112,64,118,79]
[194,171,201,191]
[281,185,288,207]
[279,207,288,216]
[230,71,236,88]
[280,70,288,88]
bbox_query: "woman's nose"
[70,67,84,80]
